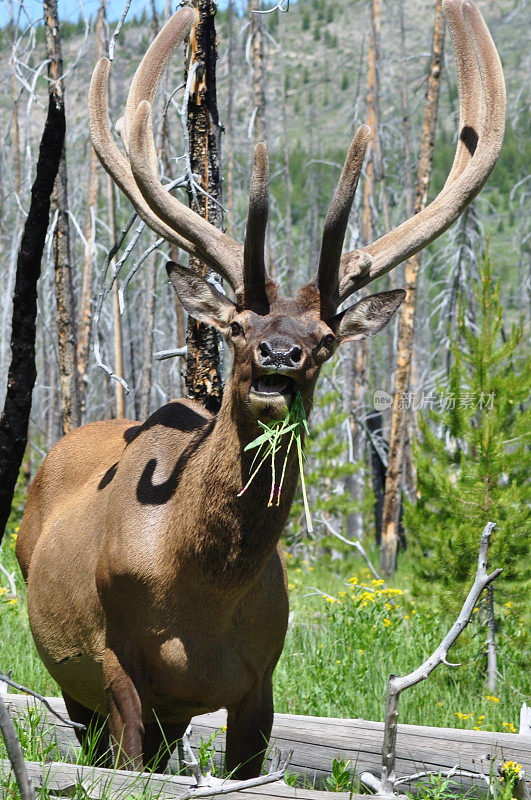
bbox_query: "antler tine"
[337,0,505,303]
[89,57,204,258]
[128,100,242,290]
[118,7,196,174]
[314,125,370,314]
[241,142,270,312]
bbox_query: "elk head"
[88,0,505,423]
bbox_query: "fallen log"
[4,694,531,794]
[0,758,369,799]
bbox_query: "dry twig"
[0,674,85,731]
[364,522,501,795]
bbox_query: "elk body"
[16,0,504,777]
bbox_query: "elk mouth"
[250,373,297,405]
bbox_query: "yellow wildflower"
[383,618,391,627]
[502,723,517,734]
[336,660,341,665]
[404,615,410,620]
[347,577,358,585]
[504,601,513,609]
[0,587,7,597]
[485,695,500,703]
[437,702,443,707]
[339,591,347,598]
[7,598,18,606]
[221,725,227,733]
[325,596,336,604]
[359,649,364,654]
[501,761,522,778]
[455,712,472,720]
[371,579,385,586]
[288,583,295,591]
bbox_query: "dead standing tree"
[184,0,224,413]
[78,0,106,420]
[380,0,446,576]
[44,0,81,433]
[0,97,66,544]
[346,0,388,542]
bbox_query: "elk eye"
[320,333,336,349]
[231,321,243,337]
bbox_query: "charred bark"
[44,0,81,433]
[184,0,224,414]
[0,97,65,543]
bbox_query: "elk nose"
[258,341,303,369]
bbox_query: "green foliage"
[240,390,312,532]
[301,10,310,30]
[405,252,529,638]
[324,757,354,792]
[340,71,349,91]
[412,774,463,800]
[287,382,370,544]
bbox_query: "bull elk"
[16,0,504,777]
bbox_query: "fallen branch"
[0,673,85,731]
[178,749,293,799]
[178,724,292,799]
[375,522,501,795]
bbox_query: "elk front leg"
[103,646,145,769]
[225,676,274,779]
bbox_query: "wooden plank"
[5,694,531,792]
[0,759,368,799]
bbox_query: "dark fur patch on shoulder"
[460,125,479,156]
[98,462,118,490]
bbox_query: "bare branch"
[379,522,502,793]
[108,0,133,61]
[0,675,85,732]
[154,348,187,361]
[317,516,382,581]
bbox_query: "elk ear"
[329,289,406,343]
[166,261,236,329]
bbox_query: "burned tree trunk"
[0,97,65,543]
[380,0,445,576]
[184,0,224,413]
[44,0,81,433]
[225,0,235,237]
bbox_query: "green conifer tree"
[405,252,529,629]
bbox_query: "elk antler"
[241,142,270,313]
[315,125,370,315]
[89,7,245,293]
[334,0,505,304]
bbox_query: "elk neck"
[186,375,304,591]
